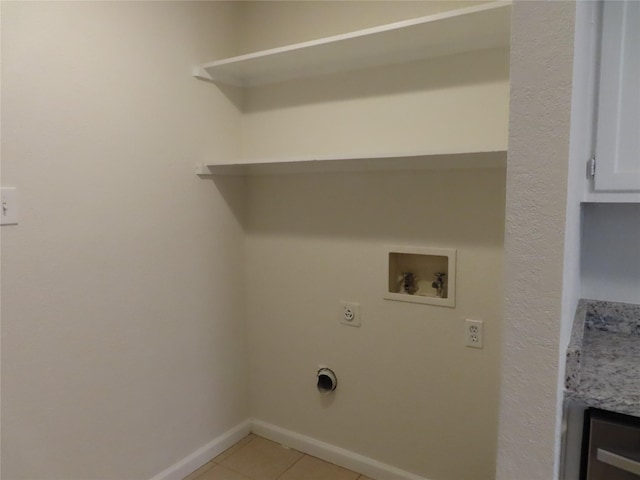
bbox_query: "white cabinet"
[593,0,640,193]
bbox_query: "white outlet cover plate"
[465,319,484,348]
[340,301,361,327]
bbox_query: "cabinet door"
[595,0,640,192]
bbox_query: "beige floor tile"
[277,455,360,480]
[214,434,257,463]
[357,476,375,480]
[219,437,303,480]
[182,461,215,480]
[197,464,253,480]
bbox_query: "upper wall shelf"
[193,1,512,87]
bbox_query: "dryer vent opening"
[317,367,337,393]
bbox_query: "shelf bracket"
[195,164,213,176]
[192,66,214,82]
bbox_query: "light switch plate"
[1,188,19,225]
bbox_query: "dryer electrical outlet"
[340,301,361,327]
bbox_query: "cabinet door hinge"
[588,156,596,178]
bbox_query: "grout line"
[181,461,216,480]
[241,434,258,449]
[216,434,258,465]
[273,453,306,480]
[182,435,259,480]
[216,464,245,477]
[187,434,365,480]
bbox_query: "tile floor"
[183,435,373,480]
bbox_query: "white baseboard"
[150,419,252,480]
[251,419,432,480]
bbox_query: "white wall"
[235,3,508,479]
[236,1,490,55]
[236,1,509,161]
[231,3,509,479]
[496,2,576,480]
[581,204,640,304]
[241,48,509,161]
[245,168,506,480]
[1,3,249,479]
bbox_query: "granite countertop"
[565,299,640,417]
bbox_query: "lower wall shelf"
[195,150,507,176]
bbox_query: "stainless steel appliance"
[581,409,640,479]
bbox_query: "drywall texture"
[581,204,640,304]
[236,1,509,161]
[1,3,248,479]
[496,2,576,480]
[245,168,506,480]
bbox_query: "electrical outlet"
[340,301,360,327]
[465,319,483,348]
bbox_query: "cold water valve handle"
[432,272,446,298]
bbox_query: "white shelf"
[195,150,507,176]
[194,1,512,87]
